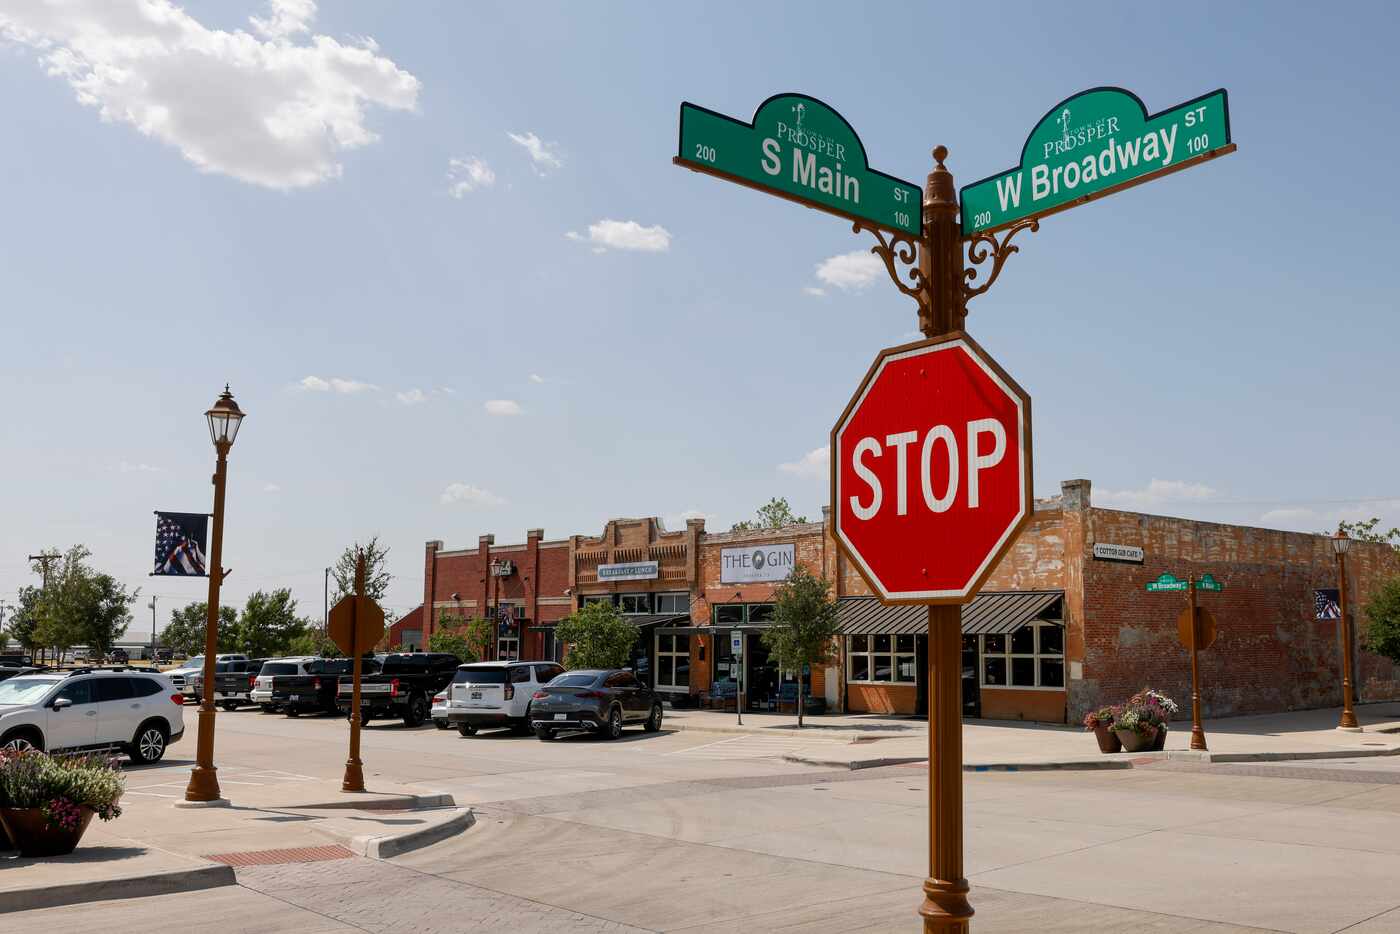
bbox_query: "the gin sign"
[961,87,1234,236]
[676,94,922,237]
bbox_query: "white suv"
[0,669,186,764]
[447,661,564,736]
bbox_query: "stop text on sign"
[848,419,1007,519]
[832,336,1032,603]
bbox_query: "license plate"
[553,713,566,721]
[290,695,300,702]
[471,691,482,699]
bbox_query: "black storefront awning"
[623,613,691,628]
[838,591,1062,636]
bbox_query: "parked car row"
[175,653,667,742]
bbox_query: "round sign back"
[831,333,1032,603]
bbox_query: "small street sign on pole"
[1148,572,1222,751]
[1146,572,1189,592]
[676,94,923,237]
[960,87,1233,237]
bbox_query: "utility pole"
[148,596,159,662]
[324,567,330,634]
[28,552,59,665]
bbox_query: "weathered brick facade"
[407,478,1400,721]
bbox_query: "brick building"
[405,478,1400,724]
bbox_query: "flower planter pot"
[1114,727,1158,754]
[1092,725,1122,754]
[1150,725,1168,752]
[0,806,95,857]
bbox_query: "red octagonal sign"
[831,333,1033,604]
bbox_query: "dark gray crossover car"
[529,669,663,740]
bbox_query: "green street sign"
[1146,573,1188,593]
[676,94,922,237]
[960,87,1233,237]
[1197,574,1224,592]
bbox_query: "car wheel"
[285,708,300,717]
[513,705,533,735]
[605,705,623,740]
[260,705,276,714]
[434,719,449,730]
[403,695,428,728]
[1,729,43,753]
[644,703,663,733]
[456,723,477,737]
[534,727,554,741]
[129,722,168,764]
[219,702,238,711]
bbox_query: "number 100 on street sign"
[677,94,922,237]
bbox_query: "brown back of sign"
[328,595,386,656]
[1176,606,1217,651]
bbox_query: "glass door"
[961,634,980,718]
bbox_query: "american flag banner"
[1314,588,1341,620]
[153,511,209,576]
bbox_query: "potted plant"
[1112,703,1165,753]
[0,749,124,857]
[1083,706,1121,753]
[1128,688,1179,751]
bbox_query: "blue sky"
[1,1,1397,631]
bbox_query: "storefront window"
[713,605,744,625]
[496,637,519,661]
[655,632,690,690]
[583,595,610,607]
[656,592,689,614]
[847,634,917,684]
[981,622,1064,690]
[747,604,775,623]
[618,593,652,615]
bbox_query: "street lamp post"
[1332,531,1361,732]
[184,386,245,803]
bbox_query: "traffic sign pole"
[1187,578,1207,751]
[343,553,367,793]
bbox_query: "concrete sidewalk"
[0,771,471,913]
[665,701,1400,770]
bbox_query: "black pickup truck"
[191,658,267,710]
[337,653,460,727]
[274,657,379,716]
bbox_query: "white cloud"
[528,373,546,384]
[814,250,883,291]
[566,219,672,253]
[446,156,495,197]
[396,388,428,405]
[1259,499,1400,533]
[263,482,282,493]
[803,286,827,298]
[298,375,378,393]
[117,461,162,473]
[1096,479,1219,510]
[0,0,420,190]
[440,482,506,507]
[484,399,522,416]
[778,447,830,479]
[506,131,563,173]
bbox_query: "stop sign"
[831,334,1032,603]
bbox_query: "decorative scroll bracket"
[962,218,1039,308]
[853,220,932,330]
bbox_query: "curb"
[1199,747,1400,764]
[666,722,920,740]
[349,807,475,859]
[280,792,456,812]
[0,862,235,914]
[781,753,927,770]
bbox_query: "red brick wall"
[1068,492,1400,722]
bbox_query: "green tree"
[1335,518,1400,550]
[330,536,393,604]
[1362,577,1400,664]
[430,612,492,662]
[235,589,309,657]
[7,586,42,653]
[161,602,238,655]
[287,630,342,658]
[555,601,637,670]
[730,496,809,532]
[30,546,136,659]
[761,565,840,728]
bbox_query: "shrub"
[0,750,125,829]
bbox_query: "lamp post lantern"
[1331,530,1361,732]
[184,385,244,802]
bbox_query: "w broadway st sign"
[832,334,1032,603]
[961,87,1234,236]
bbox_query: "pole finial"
[932,145,948,167]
